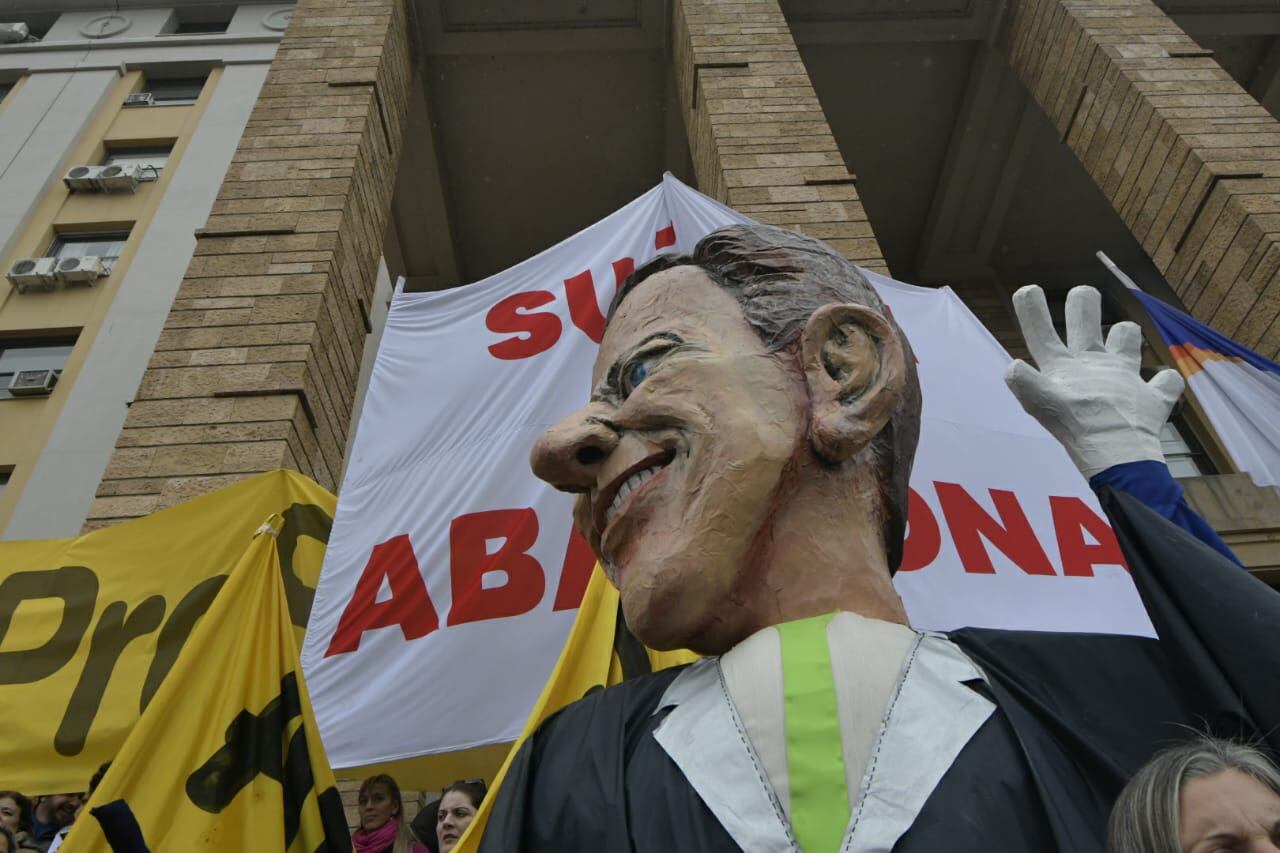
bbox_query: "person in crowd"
[352,775,426,853]
[27,794,79,852]
[1108,737,1280,853]
[409,798,440,853]
[46,763,109,853]
[435,780,484,853]
[0,792,38,852]
[0,824,17,853]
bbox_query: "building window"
[102,146,171,181]
[147,76,207,106]
[0,337,76,400]
[1161,416,1214,479]
[47,232,130,274]
[164,7,233,36]
[172,19,230,35]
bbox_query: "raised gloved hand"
[1004,284,1185,478]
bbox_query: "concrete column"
[0,71,118,261]
[672,0,888,272]
[999,0,1280,358]
[89,0,413,528]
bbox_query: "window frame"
[45,230,132,275]
[1160,409,1216,479]
[0,335,78,401]
[145,76,208,106]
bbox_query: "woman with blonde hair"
[353,774,427,853]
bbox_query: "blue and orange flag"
[1133,291,1280,488]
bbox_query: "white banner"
[302,175,1154,770]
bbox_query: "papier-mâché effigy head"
[530,223,922,654]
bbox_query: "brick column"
[88,0,411,527]
[999,0,1280,359]
[672,0,887,272]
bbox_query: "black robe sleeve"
[1096,485,1280,756]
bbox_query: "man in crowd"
[480,223,1280,851]
[27,795,79,852]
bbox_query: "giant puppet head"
[530,224,923,655]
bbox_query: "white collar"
[652,629,994,852]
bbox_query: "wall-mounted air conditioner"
[65,165,107,191]
[8,369,59,397]
[6,257,58,293]
[123,92,154,107]
[0,23,31,45]
[64,164,142,193]
[98,163,140,192]
[56,255,103,285]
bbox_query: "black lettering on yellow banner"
[0,567,98,684]
[186,672,350,850]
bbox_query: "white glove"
[1004,284,1186,478]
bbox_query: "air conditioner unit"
[123,92,153,107]
[56,255,103,285]
[64,165,107,191]
[0,23,31,44]
[6,257,58,293]
[98,163,140,192]
[8,369,59,397]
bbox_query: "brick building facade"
[1,1,1277,559]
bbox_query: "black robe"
[480,488,1280,852]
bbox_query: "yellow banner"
[0,470,335,794]
[454,565,697,852]
[61,515,349,852]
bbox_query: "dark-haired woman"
[436,780,485,853]
[0,793,39,852]
[352,775,427,853]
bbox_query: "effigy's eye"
[622,359,650,395]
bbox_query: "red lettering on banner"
[486,291,562,360]
[325,535,439,656]
[553,528,597,611]
[935,482,1056,575]
[1050,496,1129,577]
[897,488,941,573]
[612,257,635,286]
[655,222,676,249]
[486,226,679,360]
[564,270,607,344]
[448,509,547,626]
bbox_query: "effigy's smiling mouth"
[595,448,676,537]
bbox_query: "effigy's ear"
[800,303,906,463]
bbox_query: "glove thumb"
[1004,359,1058,422]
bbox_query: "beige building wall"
[0,0,1270,572]
[995,0,1280,578]
[0,3,288,538]
[673,0,887,272]
[999,0,1280,360]
[88,0,412,528]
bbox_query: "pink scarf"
[352,820,398,853]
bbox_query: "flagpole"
[1096,250,1141,292]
